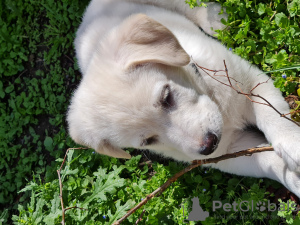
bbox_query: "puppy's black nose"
[199,132,219,155]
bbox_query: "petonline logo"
[212,200,298,212]
[188,197,209,221]
[180,198,299,222]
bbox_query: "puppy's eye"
[160,84,174,109]
[141,135,158,146]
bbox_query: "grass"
[0,0,299,224]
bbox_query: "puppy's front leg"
[210,131,300,197]
[248,73,300,172]
[211,149,300,197]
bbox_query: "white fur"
[68,0,300,196]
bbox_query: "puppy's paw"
[195,3,227,36]
[273,141,300,173]
[284,168,300,198]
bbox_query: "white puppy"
[67,0,300,197]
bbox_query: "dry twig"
[194,60,300,127]
[113,146,273,224]
[135,209,146,225]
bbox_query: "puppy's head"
[67,14,223,161]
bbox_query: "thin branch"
[194,60,300,127]
[64,54,75,63]
[57,170,65,224]
[270,11,277,21]
[57,147,89,225]
[135,209,146,225]
[113,146,273,224]
[284,109,300,117]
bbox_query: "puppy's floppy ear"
[114,14,190,69]
[96,140,131,159]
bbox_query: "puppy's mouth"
[198,132,220,155]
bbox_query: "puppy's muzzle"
[199,132,219,155]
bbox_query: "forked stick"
[113,146,273,224]
[194,60,300,127]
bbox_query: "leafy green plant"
[185,0,209,8]
[12,149,136,224]
[12,149,298,224]
[277,199,300,224]
[1,0,299,224]
[0,0,89,223]
[214,0,300,96]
